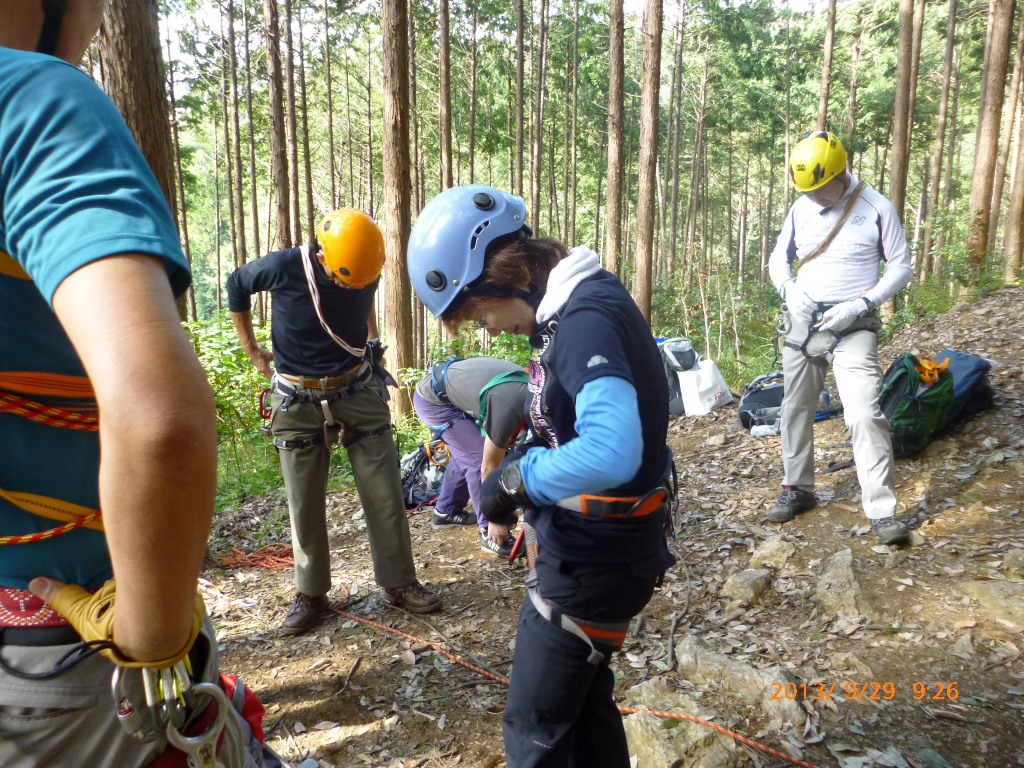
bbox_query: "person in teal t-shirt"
[0,2,275,767]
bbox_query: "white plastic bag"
[678,359,734,416]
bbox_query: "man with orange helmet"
[767,132,912,545]
[227,211,439,634]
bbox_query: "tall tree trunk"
[264,0,290,249]
[685,57,709,263]
[906,0,926,158]
[785,11,792,206]
[531,0,548,229]
[409,0,420,212]
[215,115,222,310]
[469,6,478,183]
[1003,85,1024,278]
[989,15,1024,253]
[366,42,375,215]
[165,30,197,320]
[515,0,525,197]
[595,130,605,251]
[226,0,246,269]
[283,0,301,243]
[439,0,454,190]
[220,24,238,270]
[817,0,837,130]
[562,50,571,240]
[346,57,355,206]
[726,123,733,269]
[382,0,415,415]
[633,0,663,324]
[921,0,958,280]
[243,0,263,321]
[324,0,336,208]
[737,133,751,284]
[966,0,1017,275]
[298,10,314,236]
[605,0,625,277]
[846,16,862,168]
[668,12,684,270]
[913,153,930,259]
[760,128,777,281]
[889,0,916,222]
[569,0,580,244]
[937,45,963,269]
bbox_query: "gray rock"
[622,679,748,768]
[961,580,1024,630]
[675,635,805,727]
[748,535,795,570]
[720,569,771,606]
[815,549,876,619]
[707,433,727,447]
[1004,549,1024,575]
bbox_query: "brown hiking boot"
[282,592,330,635]
[383,580,440,614]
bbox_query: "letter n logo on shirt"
[851,215,866,226]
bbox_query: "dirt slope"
[207,286,1024,768]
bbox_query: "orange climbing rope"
[218,543,295,570]
[218,549,825,766]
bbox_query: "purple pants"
[413,391,487,528]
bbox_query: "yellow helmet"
[316,209,385,288]
[789,131,848,192]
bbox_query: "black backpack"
[937,348,995,427]
[400,445,446,510]
[738,372,786,430]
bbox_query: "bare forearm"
[231,309,260,355]
[481,436,505,481]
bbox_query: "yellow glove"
[49,578,204,669]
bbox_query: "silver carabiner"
[112,667,160,743]
[165,681,231,768]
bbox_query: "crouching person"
[413,357,529,556]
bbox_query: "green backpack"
[878,353,955,459]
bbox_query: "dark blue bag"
[936,348,995,427]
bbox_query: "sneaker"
[871,516,910,545]
[766,486,817,523]
[281,592,330,635]
[383,580,441,613]
[432,509,478,529]
[480,529,515,557]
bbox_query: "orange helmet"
[316,209,385,288]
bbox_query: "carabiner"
[112,667,159,743]
[165,681,231,768]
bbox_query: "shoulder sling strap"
[300,243,366,357]
[792,180,867,275]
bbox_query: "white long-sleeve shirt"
[768,174,913,306]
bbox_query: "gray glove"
[780,279,817,322]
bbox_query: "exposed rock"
[1004,549,1024,575]
[674,635,805,727]
[815,549,876,619]
[707,433,727,447]
[831,652,873,678]
[961,580,1024,631]
[748,535,795,570]
[622,679,748,768]
[720,569,771,606]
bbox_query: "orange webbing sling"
[0,371,104,543]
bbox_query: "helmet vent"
[470,236,479,250]
[426,270,447,291]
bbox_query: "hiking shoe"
[383,580,441,613]
[480,529,515,557]
[766,486,817,523]
[871,516,910,545]
[432,509,477,529]
[282,592,330,635]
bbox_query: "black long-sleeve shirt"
[225,246,377,376]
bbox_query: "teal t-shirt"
[0,47,190,590]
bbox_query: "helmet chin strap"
[36,0,68,56]
[465,283,543,309]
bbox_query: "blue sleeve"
[0,57,189,302]
[519,376,643,505]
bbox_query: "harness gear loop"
[527,588,630,665]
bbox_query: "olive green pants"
[270,376,416,595]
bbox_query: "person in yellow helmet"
[767,132,913,545]
[227,211,440,634]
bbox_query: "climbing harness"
[526,587,630,665]
[781,306,882,368]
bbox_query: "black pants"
[502,551,669,768]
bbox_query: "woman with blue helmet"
[408,185,675,768]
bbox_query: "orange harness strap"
[0,372,104,541]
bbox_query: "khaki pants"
[270,375,416,595]
[0,617,275,768]
[780,313,898,520]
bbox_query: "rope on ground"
[326,587,826,768]
[218,543,295,570]
[213,551,825,767]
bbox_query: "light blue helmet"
[408,185,528,318]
